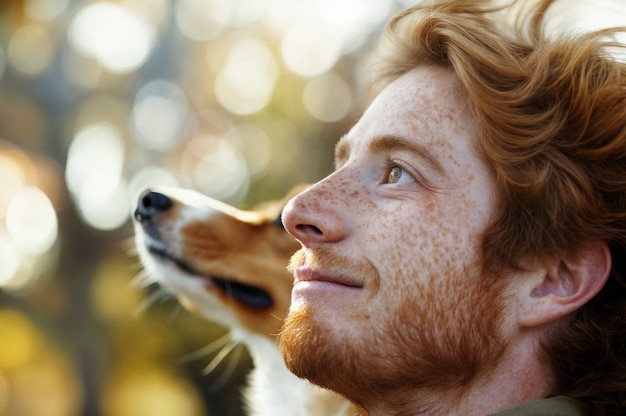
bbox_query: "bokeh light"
[65,123,130,230]
[6,186,58,256]
[0,144,63,292]
[68,1,156,73]
[101,364,205,416]
[0,234,20,288]
[0,154,25,214]
[280,20,344,77]
[62,48,103,89]
[174,0,225,42]
[0,309,82,416]
[133,80,189,152]
[25,0,71,21]
[181,135,250,203]
[214,38,279,115]
[7,24,54,77]
[303,72,353,122]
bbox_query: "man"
[278,0,626,415]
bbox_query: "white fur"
[236,330,351,416]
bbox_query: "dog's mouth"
[147,245,274,310]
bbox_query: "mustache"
[288,247,380,287]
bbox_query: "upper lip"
[294,267,363,288]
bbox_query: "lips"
[294,266,363,289]
[146,245,274,309]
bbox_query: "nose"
[281,184,347,247]
[134,190,173,222]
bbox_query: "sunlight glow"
[133,80,189,151]
[78,179,130,231]
[7,24,55,76]
[210,0,268,27]
[101,365,204,416]
[65,123,130,230]
[280,20,343,77]
[176,0,267,42]
[0,155,26,216]
[68,2,156,73]
[174,0,224,41]
[318,0,392,28]
[181,136,249,203]
[543,0,626,62]
[214,38,278,115]
[25,0,71,21]
[6,187,58,256]
[0,235,20,288]
[303,72,353,122]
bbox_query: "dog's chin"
[145,244,274,310]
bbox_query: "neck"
[352,338,554,416]
[234,329,350,416]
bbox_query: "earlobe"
[519,242,611,328]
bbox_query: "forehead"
[338,66,478,170]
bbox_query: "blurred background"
[2,0,623,415]
[0,0,415,415]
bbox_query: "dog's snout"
[134,190,173,222]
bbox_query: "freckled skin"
[280,67,508,412]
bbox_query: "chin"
[280,306,337,384]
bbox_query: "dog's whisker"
[166,302,183,324]
[128,260,145,272]
[130,270,155,288]
[202,337,240,375]
[133,286,169,317]
[208,343,244,393]
[172,333,232,365]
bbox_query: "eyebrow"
[335,134,446,177]
[334,134,350,168]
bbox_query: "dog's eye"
[271,214,284,229]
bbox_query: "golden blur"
[0,0,412,414]
[0,309,82,416]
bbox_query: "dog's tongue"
[212,277,273,309]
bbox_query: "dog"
[133,186,351,416]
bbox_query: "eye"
[386,164,413,184]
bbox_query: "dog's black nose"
[134,190,173,222]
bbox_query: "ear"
[517,241,611,328]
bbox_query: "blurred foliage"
[0,0,412,415]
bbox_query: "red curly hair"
[367,0,626,413]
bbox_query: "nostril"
[295,223,324,236]
[142,191,172,211]
[134,190,173,222]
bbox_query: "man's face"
[280,66,509,404]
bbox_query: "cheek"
[365,195,480,290]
